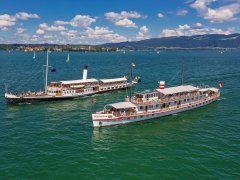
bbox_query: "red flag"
[219,81,223,88]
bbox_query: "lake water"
[0,50,239,179]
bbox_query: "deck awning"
[208,88,219,92]
[109,102,137,109]
[157,85,199,95]
[60,78,98,85]
[70,84,85,88]
[100,77,127,83]
[199,87,218,92]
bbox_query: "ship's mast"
[129,63,134,101]
[4,83,8,93]
[181,63,184,85]
[45,50,49,94]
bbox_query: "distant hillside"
[102,34,240,49]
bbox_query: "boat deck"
[95,94,220,118]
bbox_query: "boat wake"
[19,102,32,105]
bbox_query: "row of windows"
[126,114,157,120]
[63,90,75,94]
[48,90,61,94]
[139,97,203,110]
[101,85,125,91]
[85,89,92,92]
[144,93,158,98]
[126,100,209,121]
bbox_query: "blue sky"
[0,0,239,44]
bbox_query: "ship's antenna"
[181,63,184,85]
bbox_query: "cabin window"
[140,106,143,110]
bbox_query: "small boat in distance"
[92,80,221,127]
[5,51,135,104]
[33,51,36,59]
[66,52,70,62]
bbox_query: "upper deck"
[131,85,219,105]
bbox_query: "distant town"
[0,44,238,53]
[0,44,119,52]
[0,34,240,52]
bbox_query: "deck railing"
[130,93,218,105]
[96,94,219,117]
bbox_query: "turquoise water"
[0,50,240,179]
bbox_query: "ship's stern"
[5,93,21,104]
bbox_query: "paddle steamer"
[5,51,131,104]
[92,81,220,127]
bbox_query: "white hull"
[92,96,219,127]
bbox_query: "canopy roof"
[208,87,219,92]
[135,90,157,96]
[199,87,218,92]
[60,78,98,85]
[70,84,85,88]
[108,101,137,109]
[100,77,127,83]
[157,85,199,95]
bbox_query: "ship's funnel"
[83,65,88,80]
[159,81,165,89]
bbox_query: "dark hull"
[6,96,76,104]
[5,87,128,104]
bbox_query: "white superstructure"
[92,83,220,127]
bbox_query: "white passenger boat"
[5,51,132,104]
[92,81,220,127]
